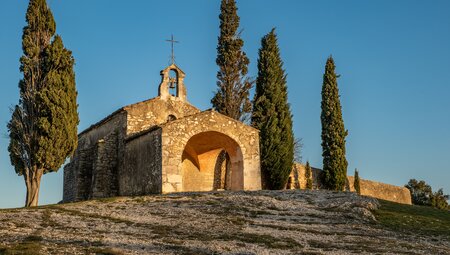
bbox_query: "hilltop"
[0,190,449,254]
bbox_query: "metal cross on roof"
[166,34,179,65]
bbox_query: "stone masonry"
[63,64,262,202]
[287,163,412,205]
[160,110,260,193]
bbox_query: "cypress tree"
[320,56,348,191]
[354,169,361,194]
[305,161,313,190]
[252,28,294,190]
[7,0,79,207]
[212,0,253,121]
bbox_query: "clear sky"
[0,1,449,208]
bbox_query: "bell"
[169,77,177,89]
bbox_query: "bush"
[405,179,449,210]
[431,189,450,210]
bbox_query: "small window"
[167,114,177,122]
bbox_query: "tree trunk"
[24,168,43,207]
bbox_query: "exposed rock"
[0,190,448,255]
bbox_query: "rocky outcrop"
[0,190,447,255]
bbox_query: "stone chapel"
[63,64,262,202]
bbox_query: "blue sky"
[1,1,449,208]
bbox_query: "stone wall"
[347,176,412,205]
[63,163,75,202]
[90,131,119,199]
[124,97,200,136]
[63,112,127,202]
[160,110,261,193]
[121,128,163,196]
[64,99,260,201]
[63,147,95,202]
[288,164,323,190]
[288,163,412,205]
[182,148,225,192]
[77,111,127,151]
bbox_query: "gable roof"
[78,97,163,137]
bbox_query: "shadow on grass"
[374,199,450,239]
[0,235,43,255]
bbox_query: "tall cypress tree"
[212,0,253,121]
[354,169,361,194]
[8,0,79,207]
[320,56,348,191]
[305,161,313,190]
[252,28,294,190]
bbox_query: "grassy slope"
[374,199,450,239]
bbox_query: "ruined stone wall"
[160,110,261,193]
[125,98,200,136]
[288,163,412,205]
[120,128,163,196]
[90,131,119,199]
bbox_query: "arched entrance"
[181,131,244,192]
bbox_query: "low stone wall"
[287,164,322,190]
[288,163,412,205]
[347,176,411,205]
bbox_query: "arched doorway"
[181,131,244,192]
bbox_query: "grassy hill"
[375,199,450,238]
[0,190,449,255]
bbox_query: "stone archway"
[181,131,244,192]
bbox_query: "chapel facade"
[63,64,262,202]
